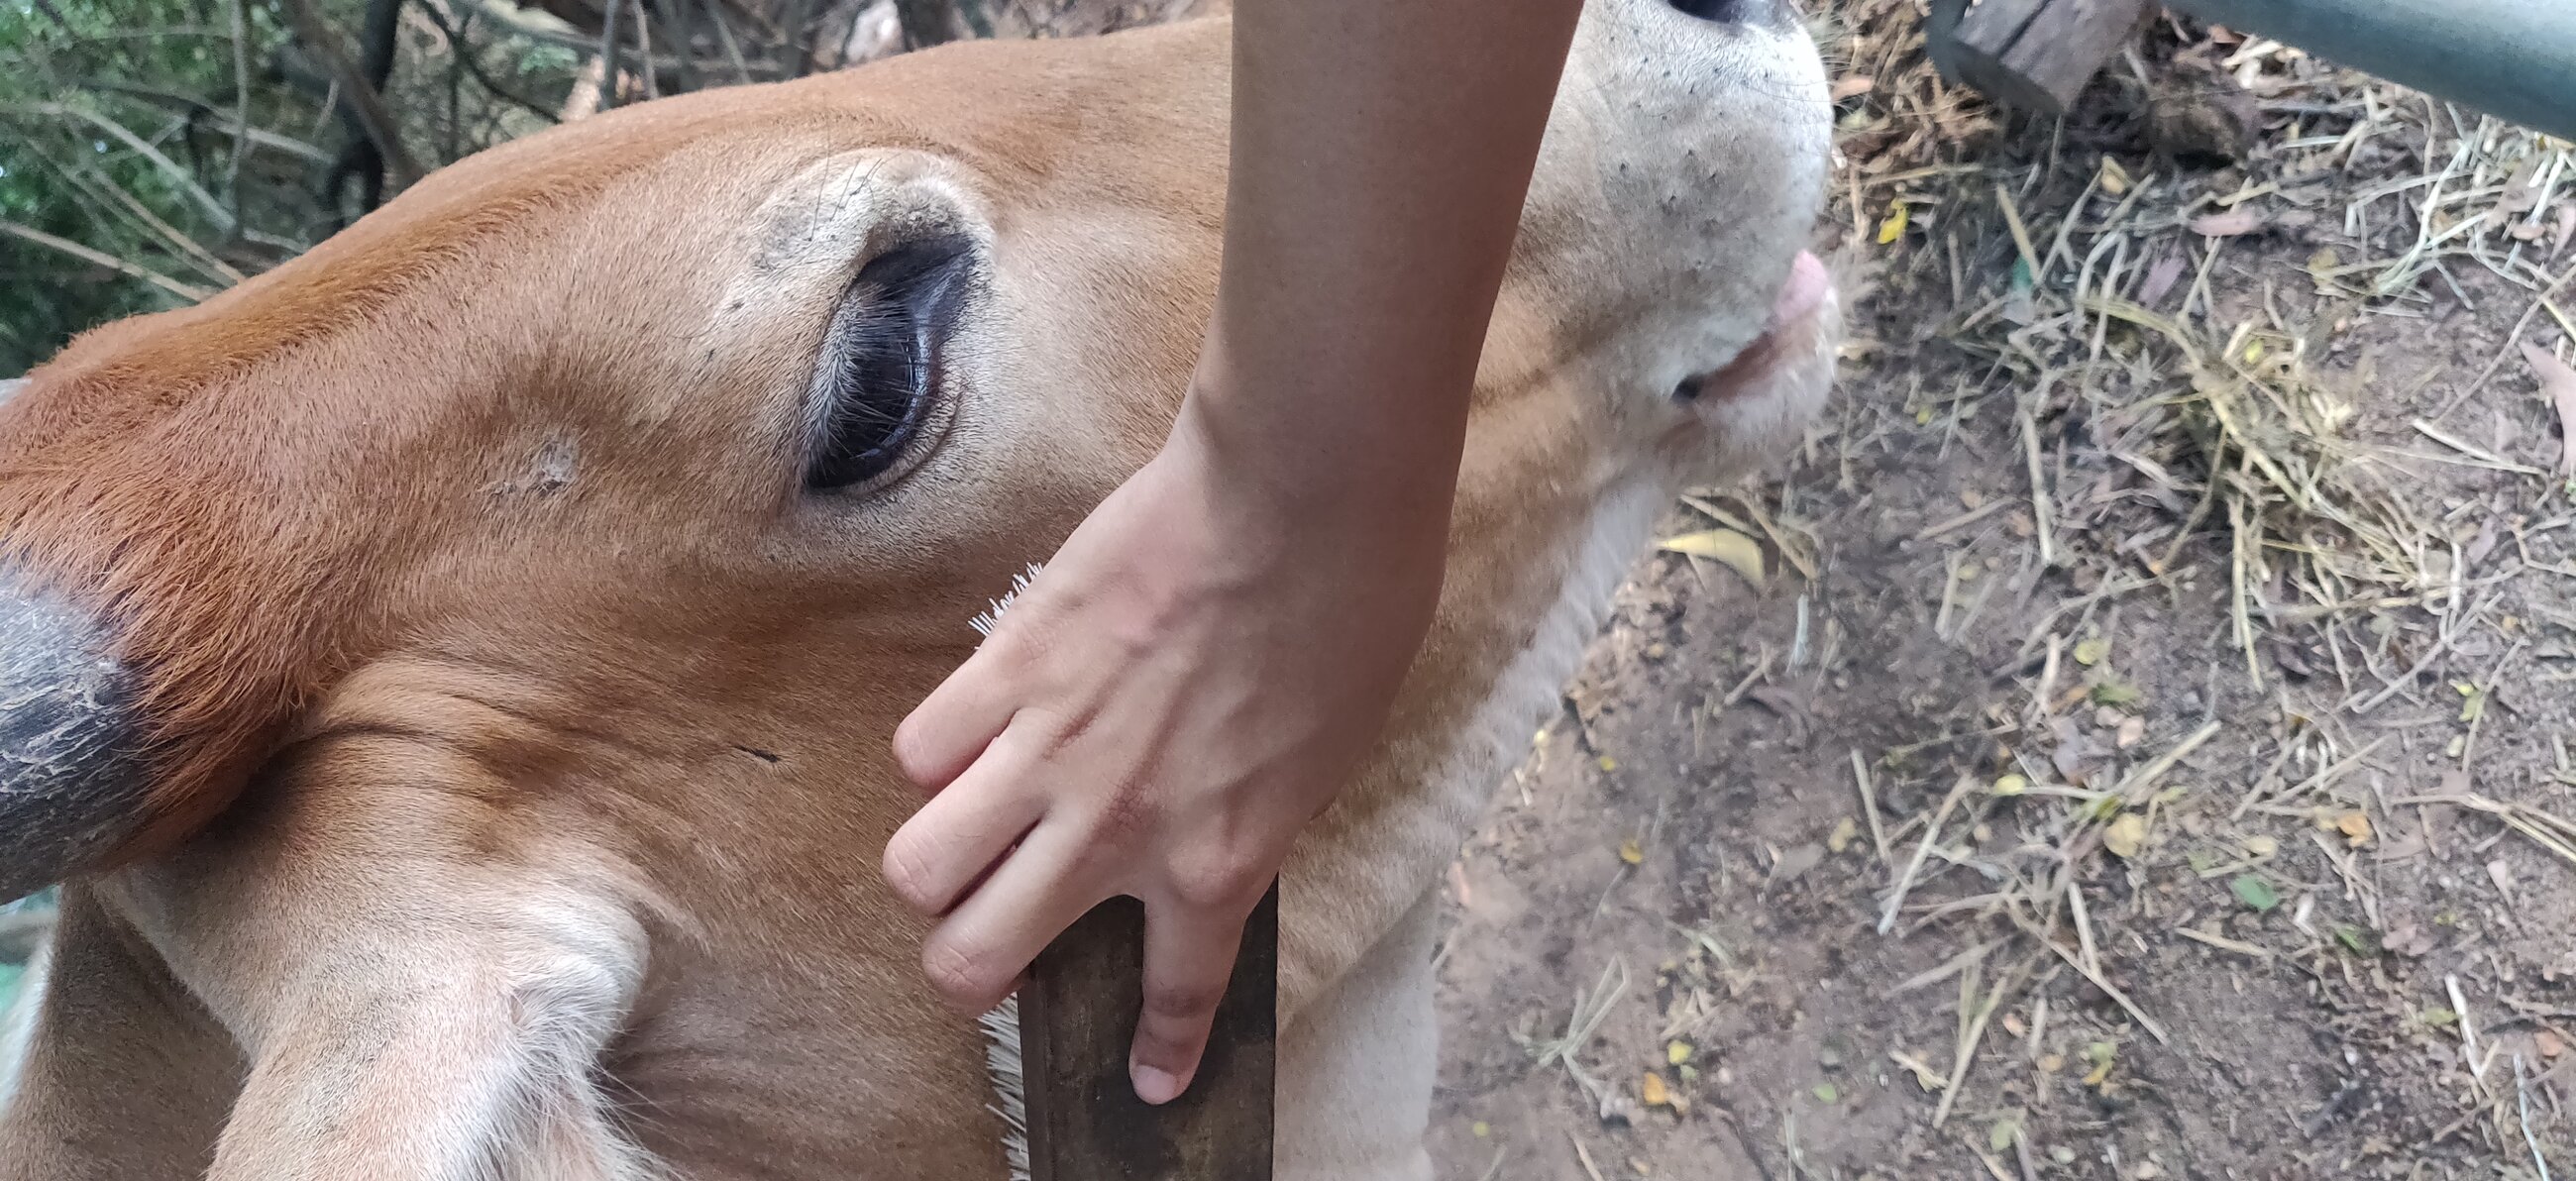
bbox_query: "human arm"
[881,0,1586,1104]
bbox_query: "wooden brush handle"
[1021,884,1278,1181]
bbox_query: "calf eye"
[804,237,970,492]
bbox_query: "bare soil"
[1425,7,2576,1179]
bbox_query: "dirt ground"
[1425,5,2576,1180]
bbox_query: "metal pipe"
[2161,0,2576,141]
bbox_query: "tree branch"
[4,101,237,233]
[61,82,337,164]
[275,0,426,190]
[411,3,563,124]
[0,220,216,303]
[224,0,253,225]
[893,0,957,49]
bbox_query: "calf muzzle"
[0,577,147,903]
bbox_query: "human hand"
[882,397,1448,1105]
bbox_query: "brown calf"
[0,2,1837,1176]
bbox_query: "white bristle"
[970,564,1047,639]
[981,998,1031,1181]
[971,563,1042,1179]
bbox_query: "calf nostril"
[1666,0,1752,22]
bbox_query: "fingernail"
[1132,1064,1184,1106]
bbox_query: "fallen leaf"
[1667,1040,1694,1066]
[1811,1082,1840,1104]
[2097,157,2131,195]
[2384,919,2434,957]
[2105,812,2150,859]
[1769,842,1826,883]
[1992,773,2029,797]
[1619,838,1644,866]
[1891,1049,1945,1090]
[1988,1111,2025,1153]
[2456,681,2488,723]
[2498,157,2543,216]
[2090,680,2143,707]
[2522,342,2576,477]
[2538,1029,2565,1059]
[2190,209,2265,237]
[2082,1040,2117,1087]
[2115,716,2146,749]
[1598,755,1619,773]
[2420,1006,2459,1029]
[1472,1121,1491,1138]
[1827,815,1859,854]
[1641,1072,1670,1108]
[2336,810,2373,847]
[2074,637,2110,666]
[1658,528,1766,589]
[2230,873,2280,913]
[1878,199,1910,245]
[2243,834,2279,858]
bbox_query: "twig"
[1569,1133,1608,1181]
[2233,735,2387,820]
[2448,974,2486,1083]
[223,0,252,225]
[1851,749,1890,868]
[2010,909,2170,1044]
[1933,955,2032,1128]
[5,101,236,231]
[2518,1053,2556,1181]
[0,220,214,302]
[2018,403,2057,568]
[630,0,657,100]
[411,3,566,123]
[276,0,425,187]
[597,0,623,109]
[1879,775,1974,935]
[2176,925,2271,959]
[2340,595,2492,713]
[2111,720,2222,803]
[2438,257,2576,420]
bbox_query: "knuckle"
[1142,978,1225,1023]
[1093,778,1160,844]
[1167,853,1262,913]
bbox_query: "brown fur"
[0,6,1835,1177]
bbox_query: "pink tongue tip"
[1767,251,1831,330]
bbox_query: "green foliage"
[0,0,583,374]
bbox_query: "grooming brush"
[973,566,1278,1181]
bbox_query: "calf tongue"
[1766,250,1832,334]
[1686,250,1833,399]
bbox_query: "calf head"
[0,0,1833,904]
[0,0,1834,1173]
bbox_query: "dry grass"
[1668,0,2576,1168]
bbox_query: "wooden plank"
[1022,885,1277,1181]
[1926,0,2154,115]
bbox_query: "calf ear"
[0,579,150,904]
